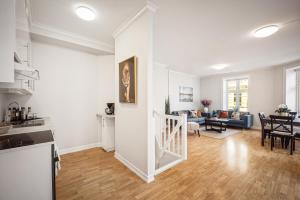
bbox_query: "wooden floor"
[57,130,300,200]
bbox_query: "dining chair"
[258,112,271,146]
[290,112,300,151]
[270,115,295,155]
[289,112,297,119]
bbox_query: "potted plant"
[275,104,291,116]
[201,99,212,113]
[165,97,170,115]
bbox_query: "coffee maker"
[105,103,115,115]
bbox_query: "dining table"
[261,116,300,146]
[264,116,300,126]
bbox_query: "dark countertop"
[0,130,54,151]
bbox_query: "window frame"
[223,76,249,111]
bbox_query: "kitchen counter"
[0,120,57,200]
[0,130,54,150]
[3,117,54,136]
[0,117,55,154]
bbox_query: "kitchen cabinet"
[0,79,34,95]
[0,0,39,95]
[0,0,16,83]
[98,114,115,152]
[0,130,57,200]
[16,0,33,69]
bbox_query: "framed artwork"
[119,56,137,103]
[179,86,193,102]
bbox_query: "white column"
[113,2,157,183]
[182,114,188,160]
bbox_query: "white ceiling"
[27,0,300,77]
[29,0,146,46]
[154,0,300,76]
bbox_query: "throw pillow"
[190,110,197,118]
[232,112,240,120]
[219,111,228,118]
[197,110,202,117]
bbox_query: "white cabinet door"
[0,0,16,83]
[0,145,53,200]
[101,117,115,152]
[16,0,32,68]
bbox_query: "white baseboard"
[155,158,183,176]
[114,152,154,183]
[60,143,101,155]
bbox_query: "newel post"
[181,113,188,160]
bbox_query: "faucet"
[8,101,21,110]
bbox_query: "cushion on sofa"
[219,111,228,118]
[190,110,198,118]
[216,110,233,119]
[231,112,240,120]
[197,110,202,117]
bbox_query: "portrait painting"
[119,56,137,103]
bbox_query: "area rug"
[198,127,241,139]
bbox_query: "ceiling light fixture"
[75,5,96,21]
[253,25,279,38]
[211,64,229,70]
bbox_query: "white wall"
[97,55,115,113]
[169,71,201,111]
[153,65,168,114]
[153,66,201,114]
[5,42,115,151]
[200,66,284,128]
[114,9,155,182]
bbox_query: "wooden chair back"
[258,112,268,128]
[269,115,294,134]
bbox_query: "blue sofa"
[215,110,254,129]
[171,110,254,129]
[171,110,206,124]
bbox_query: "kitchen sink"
[12,119,45,128]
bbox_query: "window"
[224,78,248,112]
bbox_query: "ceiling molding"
[16,20,114,55]
[17,0,114,55]
[112,1,158,39]
[30,22,114,54]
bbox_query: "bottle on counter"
[12,107,16,121]
[21,107,26,121]
[27,107,32,120]
[5,108,11,123]
[16,108,20,121]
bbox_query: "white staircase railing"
[154,111,187,174]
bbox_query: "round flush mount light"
[211,64,229,70]
[75,5,96,21]
[253,25,279,38]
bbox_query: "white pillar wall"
[113,4,156,183]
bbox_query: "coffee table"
[205,118,229,133]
